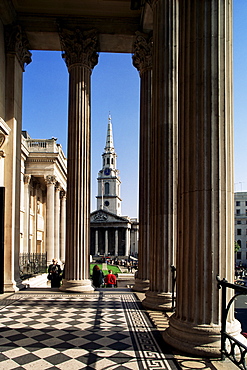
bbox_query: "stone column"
[24,175,31,254]
[59,190,66,263]
[115,229,118,256]
[54,183,61,261]
[95,230,98,256]
[132,32,152,292]
[163,0,241,357]
[105,230,108,256]
[142,0,178,310]
[59,27,98,292]
[125,228,130,257]
[45,175,56,264]
[4,25,31,292]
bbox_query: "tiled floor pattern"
[0,292,181,370]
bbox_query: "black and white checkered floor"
[0,291,181,370]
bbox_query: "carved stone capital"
[60,190,67,199]
[132,32,153,75]
[5,24,32,71]
[58,27,99,71]
[0,131,6,149]
[45,175,56,185]
[24,174,31,185]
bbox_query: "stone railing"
[26,138,59,153]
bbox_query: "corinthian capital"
[132,32,153,75]
[45,175,56,185]
[58,27,99,71]
[5,24,32,71]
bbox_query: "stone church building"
[0,0,241,358]
[90,116,138,258]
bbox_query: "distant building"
[235,192,247,266]
[90,116,138,257]
[20,132,67,269]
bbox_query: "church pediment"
[90,210,129,224]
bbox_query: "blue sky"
[23,2,247,217]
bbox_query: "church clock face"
[104,168,111,176]
[104,201,110,207]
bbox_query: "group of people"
[47,260,117,289]
[92,265,117,288]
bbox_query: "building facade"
[235,192,247,267]
[90,116,138,257]
[20,132,67,268]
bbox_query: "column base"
[59,279,94,292]
[4,279,26,292]
[133,278,150,292]
[163,314,243,357]
[142,290,173,311]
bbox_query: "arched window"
[107,158,110,164]
[111,158,113,164]
[105,182,109,195]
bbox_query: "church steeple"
[105,114,114,153]
[96,115,122,215]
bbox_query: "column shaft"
[105,230,108,256]
[163,0,241,357]
[115,229,118,256]
[143,0,178,310]
[46,177,55,264]
[59,191,66,263]
[95,230,98,256]
[132,32,152,292]
[54,184,60,261]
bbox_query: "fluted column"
[105,230,108,256]
[142,0,178,310]
[59,191,66,263]
[95,230,98,256]
[115,229,118,256]
[125,228,130,257]
[45,175,56,264]
[54,183,61,261]
[59,27,98,292]
[132,32,152,292]
[4,25,31,292]
[24,175,31,254]
[163,0,241,357]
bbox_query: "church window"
[107,158,110,164]
[111,158,113,164]
[103,158,105,165]
[105,182,109,195]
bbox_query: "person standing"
[92,265,104,288]
[48,259,62,288]
[104,270,117,288]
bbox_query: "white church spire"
[104,113,114,153]
[96,114,122,215]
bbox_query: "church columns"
[125,227,130,257]
[54,183,61,261]
[24,175,31,254]
[59,28,98,292]
[142,0,178,310]
[163,0,240,357]
[115,229,118,256]
[4,25,31,292]
[132,32,152,292]
[45,176,56,263]
[95,230,99,256]
[60,191,66,263]
[105,230,108,256]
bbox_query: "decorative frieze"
[132,32,153,76]
[5,24,32,71]
[58,27,99,71]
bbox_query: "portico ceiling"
[1,0,152,52]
